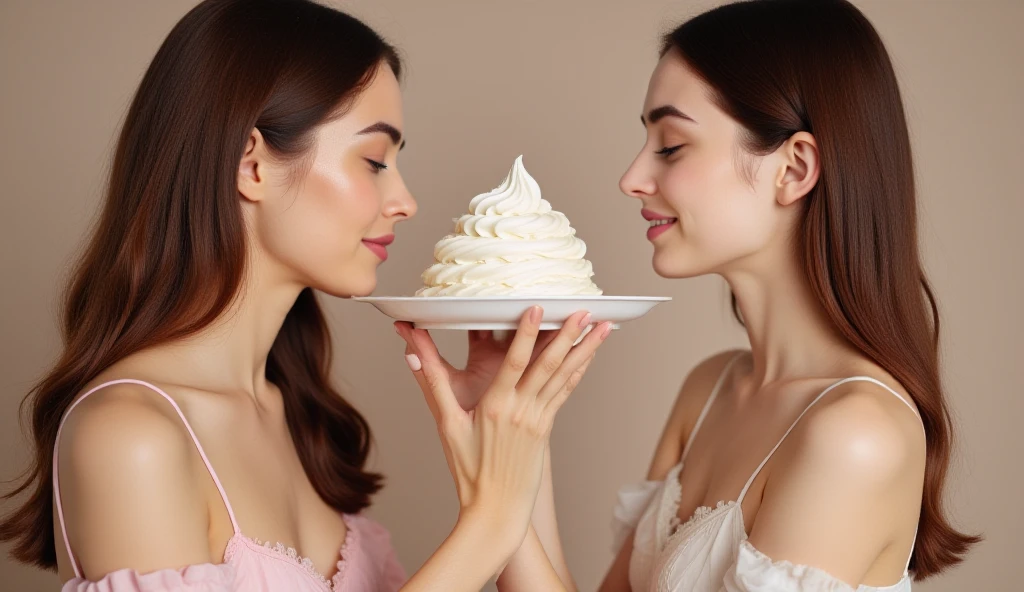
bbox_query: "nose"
[619,152,658,200]
[383,175,417,220]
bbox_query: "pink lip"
[362,234,394,261]
[642,209,678,241]
[646,222,675,241]
[641,208,676,221]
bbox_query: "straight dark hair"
[1,0,401,569]
[663,0,978,578]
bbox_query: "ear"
[773,131,820,206]
[238,128,270,204]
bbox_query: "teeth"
[649,219,675,227]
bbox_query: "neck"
[161,256,302,400]
[724,248,860,387]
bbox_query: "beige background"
[2,0,1021,590]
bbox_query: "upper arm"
[58,385,212,580]
[646,350,744,480]
[597,535,634,592]
[745,388,925,586]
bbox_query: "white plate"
[353,295,671,330]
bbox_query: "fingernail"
[600,323,613,340]
[405,353,422,372]
[578,312,592,329]
[531,306,543,323]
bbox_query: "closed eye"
[366,158,389,172]
[655,144,685,157]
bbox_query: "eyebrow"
[357,121,406,150]
[641,105,698,126]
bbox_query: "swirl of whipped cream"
[416,281,602,297]
[432,235,587,264]
[416,155,602,296]
[467,155,550,215]
[421,260,596,288]
[455,210,571,239]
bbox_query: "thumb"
[396,323,460,421]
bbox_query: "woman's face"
[619,49,791,279]
[240,64,416,297]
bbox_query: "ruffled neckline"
[654,463,910,591]
[225,513,358,590]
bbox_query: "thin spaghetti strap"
[53,379,241,578]
[904,528,918,575]
[681,352,746,462]
[849,376,922,421]
[737,376,924,504]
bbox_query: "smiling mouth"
[646,218,677,241]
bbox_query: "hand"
[395,307,610,546]
[452,329,560,411]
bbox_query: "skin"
[54,64,608,591]
[497,48,927,590]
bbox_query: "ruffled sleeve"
[610,480,660,552]
[61,563,236,592]
[718,541,856,592]
[335,514,406,592]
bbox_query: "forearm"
[401,510,521,592]
[497,446,577,592]
[496,525,569,592]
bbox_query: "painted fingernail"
[600,323,613,340]
[578,312,592,329]
[405,353,422,372]
[531,306,543,323]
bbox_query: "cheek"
[661,150,743,224]
[302,167,380,249]
[257,165,383,289]
[661,152,775,253]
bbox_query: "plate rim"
[353,295,672,302]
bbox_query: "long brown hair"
[663,0,978,578]
[1,0,401,569]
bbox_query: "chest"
[671,401,792,527]
[185,394,348,579]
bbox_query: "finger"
[535,329,559,350]
[489,306,543,394]
[530,330,559,364]
[537,321,611,407]
[516,310,592,397]
[395,325,439,418]
[544,351,597,419]
[398,322,457,374]
[402,342,444,421]
[396,323,460,419]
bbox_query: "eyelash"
[366,159,388,172]
[655,144,685,157]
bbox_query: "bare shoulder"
[59,381,199,483]
[57,381,212,579]
[786,379,926,482]
[646,349,747,480]
[746,380,926,583]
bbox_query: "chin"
[315,271,377,299]
[652,249,709,279]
